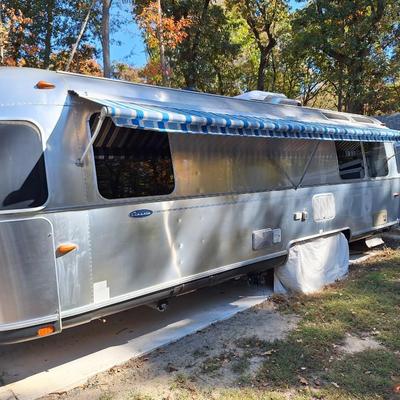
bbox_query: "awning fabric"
[74,93,400,142]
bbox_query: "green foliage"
[1,0,102,69]
[227,0,289,91]
[2,0,400,113]
[166,0,241,94]
[132,0,400,113]
[293,0,400,113]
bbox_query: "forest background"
[0,0,399,115]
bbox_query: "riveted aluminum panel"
[49,211,93,311]
[0,218,59,328]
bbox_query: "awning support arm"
[269,158,297,188]
[76,108,107,167]
[294,141,320,190]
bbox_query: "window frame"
[362,142,390,179]
[0,119,49,215]
[334,141,393,182]
[334,141,367,182]
[394,143,400,175]
[87,113,176,203]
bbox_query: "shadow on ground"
[40,245,400,400]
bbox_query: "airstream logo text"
[129,209,153,218]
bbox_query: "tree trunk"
[0,11,4,64]
[345,62,365,114]
[346,96,364,114]
[43,0,55,68]
[66,0,96,72]
[257,50,268,91]
[337,63,344,112]
[101,0,112,78]
[156,0,167,86]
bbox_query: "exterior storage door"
[0,218,60,336]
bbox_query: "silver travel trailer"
[0,67,399,344]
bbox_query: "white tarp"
[274,233,349,294]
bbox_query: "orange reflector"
[36,80,56,89]
[57,243,77,255]
[37,325,55,337]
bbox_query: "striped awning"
[73,92,400,142]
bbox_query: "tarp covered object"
[274,233,349,294]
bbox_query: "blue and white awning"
[73,92,400,142]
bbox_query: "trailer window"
[335,141,365,180]
[90,115,175,199]
[363,142,388,177]
[0,122,47,209]
[395,143,400,173]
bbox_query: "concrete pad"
[0,279,272,400]
[0,388,17,400]
[349,250,377,264]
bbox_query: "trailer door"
[0,122,60,340]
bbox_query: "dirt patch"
[338,333,384,354]
[40,244,400,400]
[42,301,298,400]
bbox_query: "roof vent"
[321,111,350,121]
[235,90,301,106]
[351,116,375,124]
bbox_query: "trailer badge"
[129,209,153,218]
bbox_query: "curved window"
[0,122,48,210]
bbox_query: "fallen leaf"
[261,350,276,356]
[166,363,178,373]
[298,376,309,385]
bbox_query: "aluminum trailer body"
[0,67,399,343]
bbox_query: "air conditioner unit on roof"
[235,90,301,106]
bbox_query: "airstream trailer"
[0,67,399,344]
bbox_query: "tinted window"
[0,122,47,209]
[91,116,175,199]
[335,141,365,180]
[363,142,388,177]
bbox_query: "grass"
[231,355,251,374]
[53,246,400,400]
[167,246,400,399]
[253,247,400,398]
[201,351,235,374]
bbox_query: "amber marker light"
[37,325,55,337]
[36,80,56,89]
[57,243,78,256]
